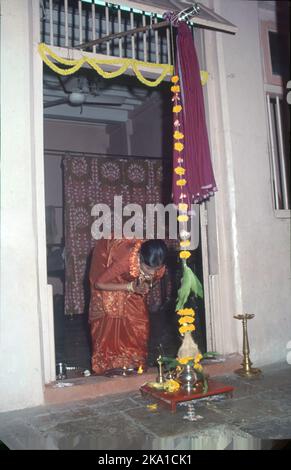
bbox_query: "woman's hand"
[132,280,150,295]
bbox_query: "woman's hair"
[140,240,168,268]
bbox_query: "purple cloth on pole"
[172,22,217,206]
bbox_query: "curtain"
[63,155,174,316]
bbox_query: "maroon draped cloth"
[172,22,217,206]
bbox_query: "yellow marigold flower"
[174,166,185,176]
[173,131,184,140]
[177,309,195,317]
[171,75,179,84]
[178,316,195,325]
[179,324,195,334]
[174,142,184,152]
[194,364,203,372]
[171,85,180,93]
[177,214,189,222]
[177,308,187,316]
[178,357,194,365]
[178,203,188,211]
[173,105,182,113]
[164,379,180,392]
[176,179,187,187]
[180,240,191,248]
[194,353,203,363]
[179,308,195,316]
[179,250,191,259]
[147,403,158,411]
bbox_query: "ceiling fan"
[44,75,125,111]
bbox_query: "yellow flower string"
[38,43,173,88]
[172,74,200,361]
[38,44,208,88]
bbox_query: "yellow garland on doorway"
[38,43,208,88]
[38,43,173,88]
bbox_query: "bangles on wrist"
[127,281,134,293]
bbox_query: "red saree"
[89,238,165,374]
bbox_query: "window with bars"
[40,1,237,65]
[261,16,290,212]
[40,0,172,63]
[266,94,290,211]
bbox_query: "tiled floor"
[0,362,291,450]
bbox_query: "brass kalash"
[234,314,262,377]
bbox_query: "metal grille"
[40,0,181,64]
[266,94,290,210]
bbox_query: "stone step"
[45,354,242,405]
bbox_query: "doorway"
[43,67,208,374]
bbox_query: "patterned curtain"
[63,155,174,316]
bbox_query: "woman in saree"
[89,238,167,374]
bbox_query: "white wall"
[0,0,45,411]
[205,0,291,365]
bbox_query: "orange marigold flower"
[173,131,184,140]
[177,214,189,222]
[173,105,182,113]
[176,179,186,187]
[179,250,191,259]
[180,240,191,248]
[174,166,185,176]
[171,85,180,93]
[179,324,195,334]
[178,316,195,324]
[171,75,179,84]
[194,364,203,372]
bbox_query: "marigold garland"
[172,72,203,370]
[38,43,173,88]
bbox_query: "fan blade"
[84,102,124,106]
[58,75,71,95]
[44,98,68,108]
[87,96,126,104]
